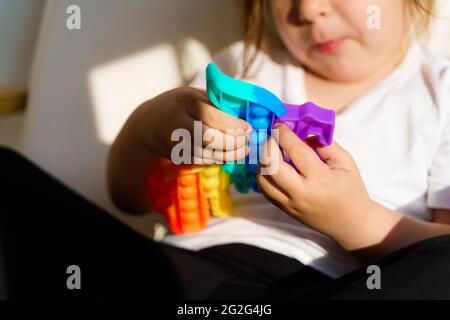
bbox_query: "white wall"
[0,0,45,86]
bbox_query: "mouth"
[313,37,347,54]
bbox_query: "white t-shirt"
[163,41,450,278]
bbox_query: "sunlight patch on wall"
[88,44,181,144]
[180,37,212,81]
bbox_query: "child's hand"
[132,87,251,164]
[257,123,376,247]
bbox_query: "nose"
[299,0,333,24]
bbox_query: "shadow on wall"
[21,0,242,238]
[0,0,45,87]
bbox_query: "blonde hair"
[241,0,436,77]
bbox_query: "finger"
[192,144,249,164]
[259,136,284,175]
[256,172,290,206]
[178,113,249,151]
[315,140,352,168]
[200,124,249,151]
[273,123,325,178]
[186,94,252,136]
[260,137,305,197]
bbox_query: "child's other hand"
[257,123,376,245]
[132,87,251,164]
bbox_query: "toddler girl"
[107,0,450,297]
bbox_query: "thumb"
[315,140,352,168]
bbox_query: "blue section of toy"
[206,63,286,192]
[206,63,286,118]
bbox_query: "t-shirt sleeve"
[427,64,450,210]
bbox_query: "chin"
[317,61,371,82]
[327,70,367,82]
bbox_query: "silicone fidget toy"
[200,165,233,217]
[148,160,210,234]
[206,63,287,191]
[273,102,336,164]
[149,160,233,234]
[222,162,257,194]
[148,64,336,234]
[206,63,286,119]
[275,102,335,146]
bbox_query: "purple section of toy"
[272,102,336,163]
[273,102,335,145]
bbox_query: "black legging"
[1,146,450,299]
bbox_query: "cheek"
[291,41,377,82]
[323,4,409,79]
[346,0,409,53]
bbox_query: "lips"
[313,37,347,53]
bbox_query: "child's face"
[270,0,412,82]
